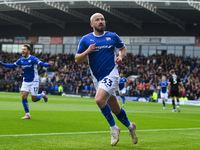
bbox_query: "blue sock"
[101,104,115,127]
[163,101,165,107]
[22,99,29,113]
[122,96,125,104]
[37,93,44,101]
[116,108,131,128]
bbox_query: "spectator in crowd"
[14,81,20,92]
[54,84,59,94]
[69,84,74,93]
[58,84,64,95]
[150,89,158,102]
[46,83,51,94]
[50,83,55,95]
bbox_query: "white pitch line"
[0,128,200,137]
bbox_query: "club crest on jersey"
[28,60,31,63]
[106,37,111,41]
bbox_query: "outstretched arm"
[0,61,17,68]
[38,61,54,67]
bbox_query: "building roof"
[0,0,200,36]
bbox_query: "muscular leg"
[107,95,121,115]
[21,94,43,114]
[95,88,117,129]
[31,95,38,102]
[97,87,138,145]
[108,95,132,130]
[95,88,109,109]
[22,91,29,99]
[31,93,44,102]
[21,91,29,114]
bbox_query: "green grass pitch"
[0,92,200,150]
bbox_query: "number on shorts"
[102,78,113,87]
[34,87,39,93]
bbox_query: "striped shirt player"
[0,44,54,119]
[75,13,138,146]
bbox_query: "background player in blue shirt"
[0,44,54,119]
[157,76,168,109]
[75,13,138,146]
[118,73,128,107]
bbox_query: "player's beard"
[95,25,106,33]
[22,51,29,58]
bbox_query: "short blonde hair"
[90,13,104,22]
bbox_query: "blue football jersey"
[77,31,125,81]
[119,77,127,90]
[159,81,168,93]
[14,55,42,82]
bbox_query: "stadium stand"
[1,51,200,100]
[0,1,200,37]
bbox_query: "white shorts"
[161,92,168,100]
[21,82,39,96]
[94,76,119,97]
[119,88,126,96]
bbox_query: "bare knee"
[31,96,38,102]
[22,94,28,100]
[21,91,28,100]
[95,97,107,108]
[95,88,109,108]
[22,95,27,99]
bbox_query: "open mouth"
[99,24,104,27]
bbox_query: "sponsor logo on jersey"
[22,65,32,68]
[94,45,113,51]
[90,39,95,42]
